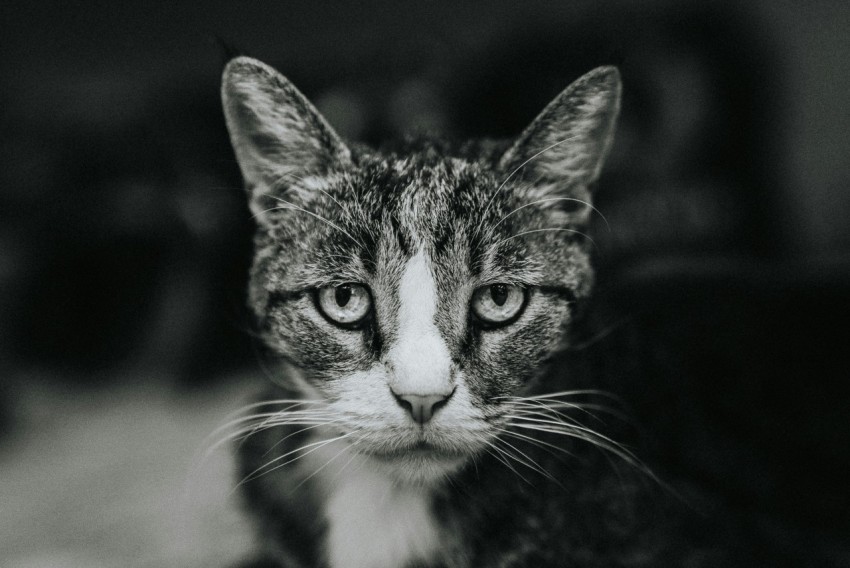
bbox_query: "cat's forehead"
[263,144,584,295]
[358,153,489,200]
[348,152,499,243]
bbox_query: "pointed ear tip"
[213,36,244,66]
[222,55,271,82]
[589,65,622,87]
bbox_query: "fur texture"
[219,56,711,568]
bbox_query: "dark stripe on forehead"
[432,173,478,257]
[391,214,413,256]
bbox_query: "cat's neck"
[305,433,444,568]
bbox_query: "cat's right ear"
[221,56,352,221]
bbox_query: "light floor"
[0,372,262,568]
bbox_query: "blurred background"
[1,1,849,566]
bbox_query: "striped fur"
[222,56,622,568]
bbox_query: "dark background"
[1,1,849,566]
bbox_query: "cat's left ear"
[499,66,621,204]
[221,56,352,219]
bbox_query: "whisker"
[326,447,362,488]
[499,391,627,423]
[514,399,621,413]
[509,399,628,427]
[212,399,327,430]
[291,433,358,491]
[234,431,357,491]
[508,422,642,471]
[231,412,339,444]
[493,227,596,249]
[508,415,627,451]
[504,399,602,425]
[509,389,622,402]
[266,169,348,216]
[260,418,348,457]
[484,445,531,485]
[267,169,309,186]
[490,197,611,233]
[197,407,337,460]
[263,169,349,220]
[216,405,336,435]
[479,435,551,484]
[258,195,367,250]
[203,416,338,461]
[476,133,582,241]
[500,436,556,479]
[502,391,626,415]
[206,405,332,440]
[495,427,576,463]
[507,410,591,435]
[213,411,336,450]
[510,419,675,496]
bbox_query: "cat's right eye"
[471,284,527,327]
[316,283,372,327]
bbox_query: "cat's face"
[222,57,620,483]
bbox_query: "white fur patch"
[387,252,453,396]
[312,440,441,568]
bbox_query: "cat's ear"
[499,66,621,205]
[221,56,352,219]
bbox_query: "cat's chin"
[363,446,469,485]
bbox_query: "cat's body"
[220,56,738,568]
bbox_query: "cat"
[219,56,737,568]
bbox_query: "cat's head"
[222,56,620,484]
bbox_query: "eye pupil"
[471,283,526,327]
[490,284,508,306]
[335,285,352,307]
[317,283,371,327]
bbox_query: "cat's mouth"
[356,439,472,484]
[365,441,467,462]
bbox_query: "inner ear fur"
[499,66,622,205]
[221,56,352,221]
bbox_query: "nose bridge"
[387,251,454,396]
[390,324,453,395]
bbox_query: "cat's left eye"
[471,284,526,326]
[317,283,372,327]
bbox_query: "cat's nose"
[391,389,455,425]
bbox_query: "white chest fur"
[314,448,441,568]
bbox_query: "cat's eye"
[471,284,526,326]
[317,283,372,327]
